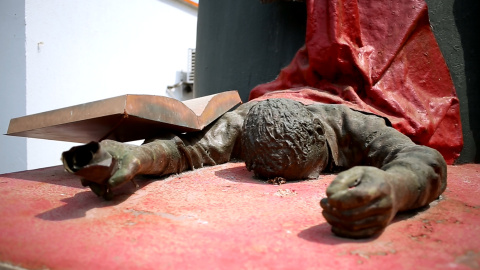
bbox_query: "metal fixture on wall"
[166,48,195,101]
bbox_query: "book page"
[182,94,216,116]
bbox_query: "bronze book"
[7,91,242,143]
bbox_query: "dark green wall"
[194,1,307,102]
[425,0,479,163]
[194,0,479,163]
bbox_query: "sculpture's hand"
[101,139,143,186]
[62,140,142,200]
[320,166,398,238]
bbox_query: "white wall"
[0,0,27,174]
[1,0,197,173]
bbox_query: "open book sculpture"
[7,91,242,143]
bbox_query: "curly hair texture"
[241,99,328,180]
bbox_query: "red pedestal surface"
[0,163,479,269]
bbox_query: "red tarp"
[249,0,463,164]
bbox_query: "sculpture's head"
[241,98,329,180]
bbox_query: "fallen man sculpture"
[62,98,446,239]
[62,0,462,239]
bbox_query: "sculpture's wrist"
[387,176,402,216]
[384,168,419,212]
[135,141,173,175]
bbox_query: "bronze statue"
[62,98,446,239]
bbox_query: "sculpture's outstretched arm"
[62,102,255,199]
[311,104,447,238]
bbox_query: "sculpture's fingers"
[107,157,141,188]
[326,182,386,210]
[320,196,393,222]
[331,225,384,239]
[108,168,134,188]
[87,181,108,197]
[322,211,391,232]
[327,171,392,210]
[326,167,365,196]
[61,142,101,173]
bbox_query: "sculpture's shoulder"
[306,102,391,127]
[305,103,352,120]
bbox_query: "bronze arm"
[311,104,446,238]
[61,102,256,199]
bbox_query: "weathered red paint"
[249,0,463,164]
[0,163,478,269]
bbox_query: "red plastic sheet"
[249,0,463,164]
